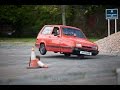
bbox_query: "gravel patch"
[95,31,120,56]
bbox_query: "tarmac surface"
[0,43,120,85]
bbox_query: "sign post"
[108,19,110,36]
[115,19,117,33]
[106,9,118,36]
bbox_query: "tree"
[1,5,116,38]
[61,5,66,25]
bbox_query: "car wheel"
[77,54,84,59]
[39,44,47,55]
[64,53,71,57]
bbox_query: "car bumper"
[72,47,99,56]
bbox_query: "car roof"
[44,25,81,30]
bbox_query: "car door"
[40,26,54,51]
[47,27,61,52]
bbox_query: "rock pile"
[95,31,120,56]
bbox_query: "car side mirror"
[57,35,60,37]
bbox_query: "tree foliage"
[0,5,116,37]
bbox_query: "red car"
[35,25,99,58]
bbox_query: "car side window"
[52,27,59,36]
[41,26,53,35]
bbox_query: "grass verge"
[0,38,36,43]
[0,37,99,43]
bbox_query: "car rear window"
[62,27,86,38]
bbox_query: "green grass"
[0,37,99,43]
[0,38,36,43]
[89,38,99,42]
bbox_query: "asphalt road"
[0,43,120,85]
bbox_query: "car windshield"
[62,27,86,38]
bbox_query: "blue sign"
[106,9,118,19]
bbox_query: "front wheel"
[39,44,47,55]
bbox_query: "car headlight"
[92,46,98,50]
[76,44,82,47]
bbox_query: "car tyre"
[39,44,47,55]
[64,53,71,57]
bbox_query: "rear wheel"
[64,53,71,57]
[39,44,47,55]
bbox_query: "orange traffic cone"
[27,46,40,69]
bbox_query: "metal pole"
[108,19,110,36]
[115,19,117,33]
